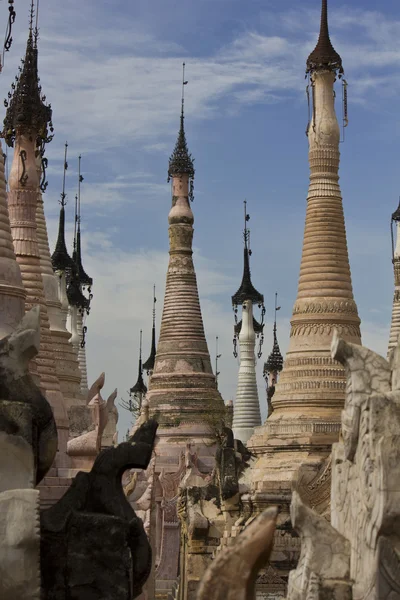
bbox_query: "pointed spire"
[3,2,53,148]
[264,293,283,374]
[306,0,343,75]
[52,142,74,273]
[130,330,148,395]
[168,62,195,181]
[232,201,264,307]
[143,286,157,374]
[72,155,92,288]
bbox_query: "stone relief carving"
[0,307,57,600]
[292,300,359,316]
[285,330,400,600]
[67,372,116,460]
[196,507,277,600]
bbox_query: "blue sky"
[2,0,399,438]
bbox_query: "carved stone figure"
[285,329,400,600]
[196,506,277,600]
[0,306,57,486]
[0,307,57,600]
[40,419,158,600]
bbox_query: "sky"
[1,0,399,439]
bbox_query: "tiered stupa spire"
[147,63,224,429]
[266,0,361,432]
[4,15,69,469]
[143,286,157,375]
[146,65,225,590]
[248,0,361,505]
[231,202,264,443]
[388,200,400,356]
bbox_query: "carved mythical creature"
[40,419,158,600]
[0,306,57,484]
[286,330,400,600]
[196,507,277,600]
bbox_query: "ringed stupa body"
[247,1,362,574]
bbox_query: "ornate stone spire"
[306,0,343,75]
[231,202,264,443]
[5,20,69,471]
[388,200,400,356]
[147,71,224,428]
[143,286,157,375]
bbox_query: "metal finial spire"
[215,336,221,386]
[243,199,251,253]
[130,329,147,396]
[168,63,195,188]
[232,201,263,307]
[3,1,53,148]
[306,0,343,75]
[72,155,92,288]
[265,293,283,375]
[143,285,157,374]
[29,0,35,33]
[51,141,74,273]
[181,62,188,119]
[61,141,68,206]
[152,284,156,327]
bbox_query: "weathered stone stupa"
[243,2,363,588]
[388,201,400,356]
[4,24,70,474]
[231,202,264,443]
[249,0,361,462]
[147,79,224,431]
[146,67,225,596]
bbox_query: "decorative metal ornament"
[19,149,28,186]
[4,0,16,53]
[40,155,48,192]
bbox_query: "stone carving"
[196,507,277,600]
[0,307,56,600]
[286,491,351,600]
[292,300,359,317]
[0,306,57,485]
[67,372,117,465]
[285,330,400,600]
[41,419,158,600]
